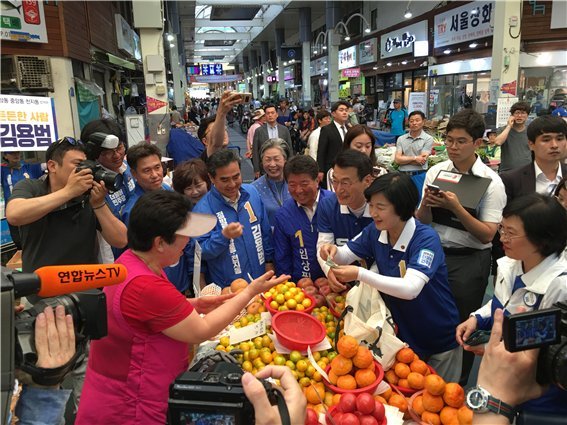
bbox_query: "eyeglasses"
[497,224,526,241]
[444,138,473,147]
[512,111,528,116]
[100,143,125,157]
[331,178,355,189]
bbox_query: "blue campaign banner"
[1,218,13,245]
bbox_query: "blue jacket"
[251,175,291,228]
[1,161,44,201]
[104,163,136,218]
[193,184,274,288]
[166,128,204,166]
[273,189,332,282]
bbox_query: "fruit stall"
[205,277,472,425]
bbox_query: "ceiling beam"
[196,0,287,5]
[197,32,251,41]
[195,18,264,27]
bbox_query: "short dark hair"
[554,176,567,197]
[331,101,351,112]
[316,109,331,122]
[207,149,240,177]
[408,111,426,120]
[172,158,211,194]
[503,193,566,257]
[334,149,373,181]
[343,124,377,166]
[264,104,277,114]
[284,155,319,180]
[364,172,418,221]
[197,115,216,141]
[81,119,124,145]
[526,115,567,143]
[45,137,86,165]
[128,191,191,252]
[126,143,162,171]
[446,109,485,141]
[510,101,531,115]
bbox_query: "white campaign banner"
[434,1,494,48]
[0,94,58,151]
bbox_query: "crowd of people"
[3,90,567,425]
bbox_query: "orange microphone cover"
[35,264,128,297]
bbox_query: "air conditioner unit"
[14,55,54,91]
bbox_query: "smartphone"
[464,329,491,346]
[427,184,441,193]
[503,308,561,352]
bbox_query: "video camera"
[168,355,287,425]
[503,303,567,389]
[80,132,124,192]
[1,264,126,423]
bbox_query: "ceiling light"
[386,62,392,66]
[344,35,351,41]
[313,50,318,55]
[167,34,174,41]
[322,45,327,50]
[404,9,412,19]
[365,28,371,34]
[169,43,175,48]
[443,49,451,54]
[401,60,408,65]
[372,66,378,70]
[469,43,478,48]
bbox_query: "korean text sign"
[0,94,58,151]
[434,1,494,48]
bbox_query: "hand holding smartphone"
[464,329,491,346]
[426,184,441,194]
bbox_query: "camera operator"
[5,137,128,273]
[241,365,306,425]
[472,309,546,425]
[14,305,75,425]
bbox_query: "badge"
[523,292,537,307]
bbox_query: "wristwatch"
[466,386,517,423]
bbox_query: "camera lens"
[93,168,123,192]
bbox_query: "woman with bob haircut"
[76,191,290,424]
[172,158,211,205]
[456,193,567,418]
[319,172,461,381]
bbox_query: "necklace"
[131,250,162,276]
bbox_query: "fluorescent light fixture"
[373,66,378,70]
[443,49,451,54]
[469,43,478,48]
[386,62,392,66]
[401,60,408,65]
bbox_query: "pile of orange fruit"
[384,347,432,391]
[411,374,473,425]
[327,335,378,390]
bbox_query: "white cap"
[175,212,217,237]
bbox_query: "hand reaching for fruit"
[189,292,237,314]
[248,271,291,297]
[242,365,307,425]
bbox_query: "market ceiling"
[176,0,328,67]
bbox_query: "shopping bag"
[336,281,405,370]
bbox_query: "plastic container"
[271,310,326,351]
[323,359,384,395]
[390,365,436,396]
[264,293,316,315]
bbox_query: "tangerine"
[352,346,374,368]
[330,355,353,376]
[423,391,445,413]
[394,362,411,379]
[421,411,441,425]
[407,372,425,390]
[413,394,425,415]
[384,370,399,385]
[457,406,473,425]
[336,374,357,390]
[410,359,429,375]
[388,394,408,413]
[439,406,459,425]
[328,369,339,385]
[398,378,409,388]
[443,383,465,408]
[230,278,248,293]
[375,395,388,405]
[332,393,342,406]
[380,388,393,401]
[305,385,325,404]
[354,368,377,388]
[424,374,446,396]
[396,347,415,364]
[337,335,359,359]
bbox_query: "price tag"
[229,319,267,345]
[261,312,272,326]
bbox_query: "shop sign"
[428,57,492,77]
[266,75,277,83]
[115,14,141,61]
[190,74,242,83]
[200,63,223,76]
[358,38,377,65]
[310,56,328,77]
[434,1,494,48]
[0,0,48,44]
[341,68,360,78]
[284,66,294,81]
[0,94,57,152]
[408,92,427,114]
[381,21,428,59]
[147,96,168,114]
[338,46,357,70]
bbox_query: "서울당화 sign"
[434,1,494,48]
[0,0,48,43]
[200,63,223,76]
[338,46,357,70]
[380,21,428,59]
[0,94,57,151]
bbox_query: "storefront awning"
[107,53,136,71]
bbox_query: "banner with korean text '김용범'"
[0,94,58,151]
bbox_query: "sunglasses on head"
[46,137,84,161]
